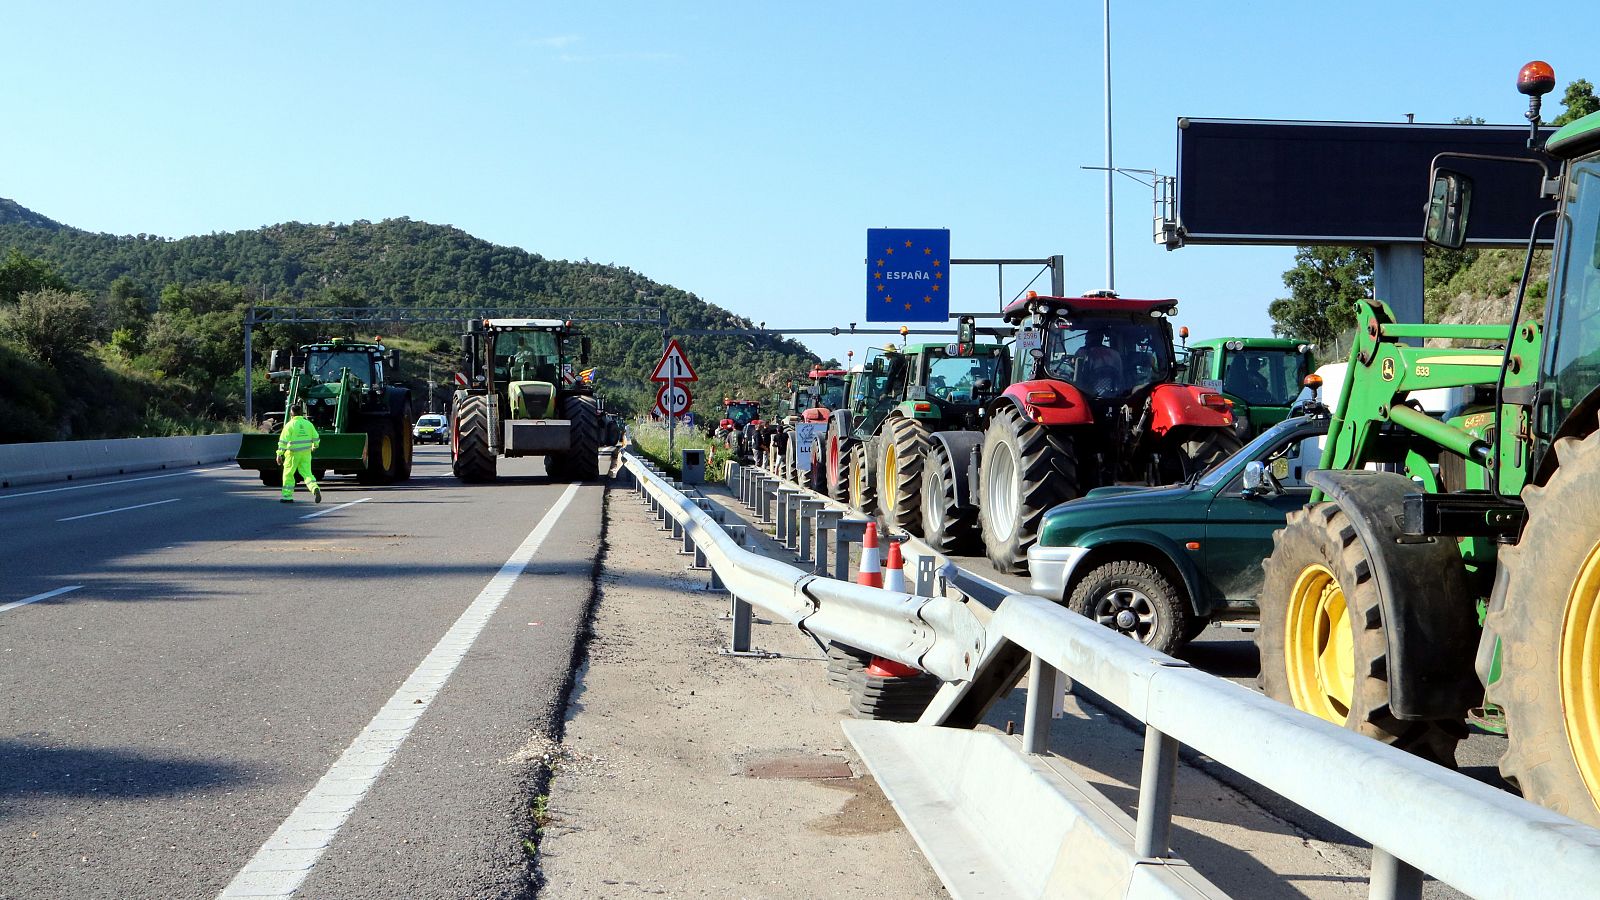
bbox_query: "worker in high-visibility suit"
[275,402,324,504]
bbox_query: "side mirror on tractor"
[387,349,401,374]
[581,337,592,365]
[268,350,281,371]
[1425,169,1474,250]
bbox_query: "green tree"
[0,249,68,304]
[0,288,100,365]
[1553,79,1599,126]
[1267,247,1372,345]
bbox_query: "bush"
[0,288,100,365]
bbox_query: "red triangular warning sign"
[650,339,698,382]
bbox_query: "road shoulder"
[537,480,945,898]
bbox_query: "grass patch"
[628,420,732,481]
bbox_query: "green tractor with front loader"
[843,328,1010,549]
[1255,62,1600,823]
[450,318,601,483]
[237,338,413,485]
[1179,336,1315,438]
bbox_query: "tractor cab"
[468,319,592,422]
[1181,338,1316,435]
[1005,292,1178,403]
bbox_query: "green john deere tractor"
[450,318,601,483]
[1180,336,1315,438]
[237,339,413,485]
[1255,62,1600,823]
[843,329,1010,548]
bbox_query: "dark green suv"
[1026,414,1328,653]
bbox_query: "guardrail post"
[797,500,823,562]
[1134,726,1180,859]
[726,461,741,491]
[727,593,753,653]
[834,519,869,582]
[694,496,723,524]
[774,487,799,542]
[1369,849,1424,900]
[813,509,842,576]
[761,481,780,524]
[680,522,694,554]
[671,515,684,540]
[783,493,804,550]
[1023,653,1058,755]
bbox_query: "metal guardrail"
[727,445,1600,900]
[618,451,984,683]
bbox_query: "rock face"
[0,198,65,231]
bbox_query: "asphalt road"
[0,446,605,900]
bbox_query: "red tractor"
[977,291,1242,572]
[715,399,762,462]
[782,366,849,488]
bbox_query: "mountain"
[0,200,821,440]
[0,198,65,231]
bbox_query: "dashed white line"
[299,497,371,520]
[0,466,231,501]
[56,498,180,522]
[0,585,83,613]
[218,482,582,899]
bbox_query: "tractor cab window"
[493,331,560,384]
[925,352,1000,404]
[1545,157,1600,436]
[1221,349,1308,406]
[817,376,848,410]
[1043,318,1171,399]
[726,403,759,428]
[307,350,376,385]
[1183,347,1213,384]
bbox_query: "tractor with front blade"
[237,338,413,485]
[1254,62,1600,825]
[977,291,1240,572]
[450,318,600,482]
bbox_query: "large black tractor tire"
[920,442,977,555]
[548,395,601,482]
[978,406,1081,574]
[824,422,850,502]
[876,417,930,534]
[1067,559,1191,655]
[1486,430,1600,825]
[783,433,799,484]
[847,442,876,515]
[394,403,414,482]
[1257,502,1465,766]
[1156,428,1245,485]
[451,394,498,483]
[358,418,400,485]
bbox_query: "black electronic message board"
[1174,119,1557,247]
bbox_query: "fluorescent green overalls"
[276,415,322,501]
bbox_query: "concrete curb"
[0,434,244,488]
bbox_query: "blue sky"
[3,1,1594,364]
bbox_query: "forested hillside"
[0,203,821,442]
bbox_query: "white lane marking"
[0,585,83,613]
[218,482,583,899]
[299,498,371,520]
[56,498,180,522]
[0,465,232,501]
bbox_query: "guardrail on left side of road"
[0,433,244,488]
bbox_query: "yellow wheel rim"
[1285,563,1355,724]
[380,434,394,470]
[1560,540,1600,802]
[885,444,898,493]
[850,454,863,508]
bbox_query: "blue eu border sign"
[867,228,950,323]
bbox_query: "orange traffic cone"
[857,521,883,588]
[884,539,907,592]
[866,657,922,678]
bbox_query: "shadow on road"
[0,737,250,818]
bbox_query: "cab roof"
[1547,108,1600,161]
[1186,337,1307,351]
[482,318,569,329]
[1000,293,1177,323]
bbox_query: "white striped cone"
[883,539,907,593]
[857,521,883,588]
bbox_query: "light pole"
[1102,0,1115,291]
